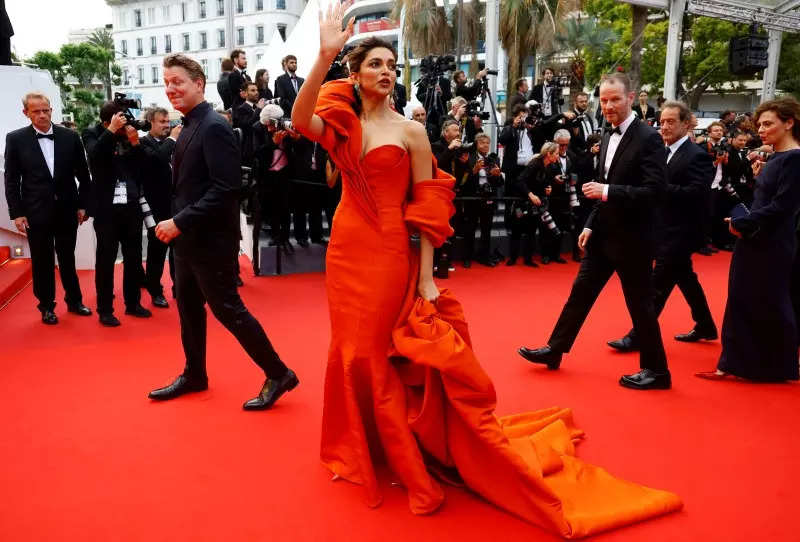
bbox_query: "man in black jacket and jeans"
[4,92,92,324]
[149,54,298,410]
[83,102,152,326]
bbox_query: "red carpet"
[0,252,797,541]
[0,257,32,309]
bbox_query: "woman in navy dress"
[697,97,800,381]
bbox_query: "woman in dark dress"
[697,97,800,381]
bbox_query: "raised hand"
[319,0,355,60]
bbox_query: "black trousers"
[26,215,83,313]
[291,178,327,243]
[508,211,540,262]
[711,189,734,248]
[627,249,716,339]
[174,236,287,381]
[145,227,174,297]
[458,199,494,262]
[548,240,669,372]
[93,206,142,314]
[262,170,291,243]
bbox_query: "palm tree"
[499,0,566,99]
[629,5,649,92]
[552,17,617,102]
[392,0,451,90]
[88,28,120,100]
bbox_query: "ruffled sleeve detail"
[405,161,456,248]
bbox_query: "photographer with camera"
[701,121,733,250]
[722,130,755,207]
[456,133,503,267]
[569,92,597,154]
[415,54,454,141]
[546,129,579,264]
[82,100,153,326]
[252,104,299,250]
[139,107,181,308]
[453,68,489,101]
[431,119,463,175]
[444,96,483,145]
[507,142,561,266]
[530,67,563,118]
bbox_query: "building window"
[123,68,129,85]
[134,9,142,27]
[256,53,264,62]
[162,5,171,21]
[256,0,263,10]
[200,31,208,50]
[165,35,172,53]
[276,0,286,9]
[277,24,286,41]
[237,27,244,45]
[183,33,190,51]
[236,0,244,13]
[217,29,225,48]
[136,38,143,56]
[138,66,145,85]
[148,7,156,24]
[199,0,207,18]
[121,40,127,56]
[201,59,209,77]
[256,25,264,43]
[152,65,159,83]
[150,36,157,55]
[217,0,224,16]
[181,2,187,22]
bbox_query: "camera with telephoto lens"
[478,152,502,197]
[262,97,283,106]
[567,173,580,208]
[539,204,561,236]
[722,181,742,203]
[139,196,156,229]
[113,93,151,132]
[525,102,545,127]
[268,117,293,131]
[466,100,490,121]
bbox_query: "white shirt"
[517,129,534,166]
[33,124,55,178]
[601,111,637,201]
[666,134,689,164]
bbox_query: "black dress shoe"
[67,304,92,316]
[479,259,497,268]
[674,328,718,342]
[99,313,121,327]
[243,369,299,410]
[523,259,539,268]
[541,256,551,265]
[148,374,208,401]
[41,310,58,325]
[151,295,169,308]
[607,335,639,352]
[506,258,517,266]
[553,256,568,264]
[619,369,672,390]
[518,346,562,370]
[297,239,310,248]
[697,246,713,256]
[125,305,153,318]
[463,260,472,268]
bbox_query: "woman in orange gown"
[292,3,682,538]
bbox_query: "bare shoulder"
[402,119,430,149]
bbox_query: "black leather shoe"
[697,246,713,256]
[297,239,310,248]
[67,304,92,316]
[542,256,551,265]
[518,346,562,370]
[41,310,58,325]
[99,313,121,327]
[243,369,299,410]
[619,369,671,390]
[463,260,472,268]
[151,295,169,308]
[675,328,718,342]
[125,305,153,318]
[553,256,568,264]
[523,259,539,268]
[148,375,208,401]
[506,258,517,266]
[607,335,639,352]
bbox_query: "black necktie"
[610,126,622,135]
[666,146,672,159]
[36,133,54,140]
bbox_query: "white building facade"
[107,0,306,110]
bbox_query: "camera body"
[525,103,545,127]
[711,141,727,158]
[466,100,490,121]
[113,92,151,132]
[267,117,293,131]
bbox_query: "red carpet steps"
[0,246,32,310]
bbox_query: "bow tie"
[610,126,622,135]
[36,133,54,140]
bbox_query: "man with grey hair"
[608,100,717,351]
[4,92,92,324]
[543,128,577,264]
[139,107,182,306]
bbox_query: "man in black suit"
[140,107,181,307]
[232,81,265,166]
[722,130,755,206]
[519,72,671,390]
[530,67,562,118]
[607,101,717,352]
[227,49,250,108]
[274,54,304,116]
[217,58,234,110]
[149,54,298,410]
[4,92,92,323]
[83,102,153,326]
[507,78,530,114]
[569,92,597,154]
[430,119,463,175]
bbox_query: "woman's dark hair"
[255,69,267,89]
[346,37,397,74]
[754,98,800,141]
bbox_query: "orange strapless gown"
[301,79,682,539]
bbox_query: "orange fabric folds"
[404,173,456,248]
[391,292,683,538]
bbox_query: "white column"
[664,0,686,101]
[225,0,235,55]
[761,29,783,103]
[485,0,500,149]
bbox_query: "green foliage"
[65,89,104,132]
[777,33,800,99]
